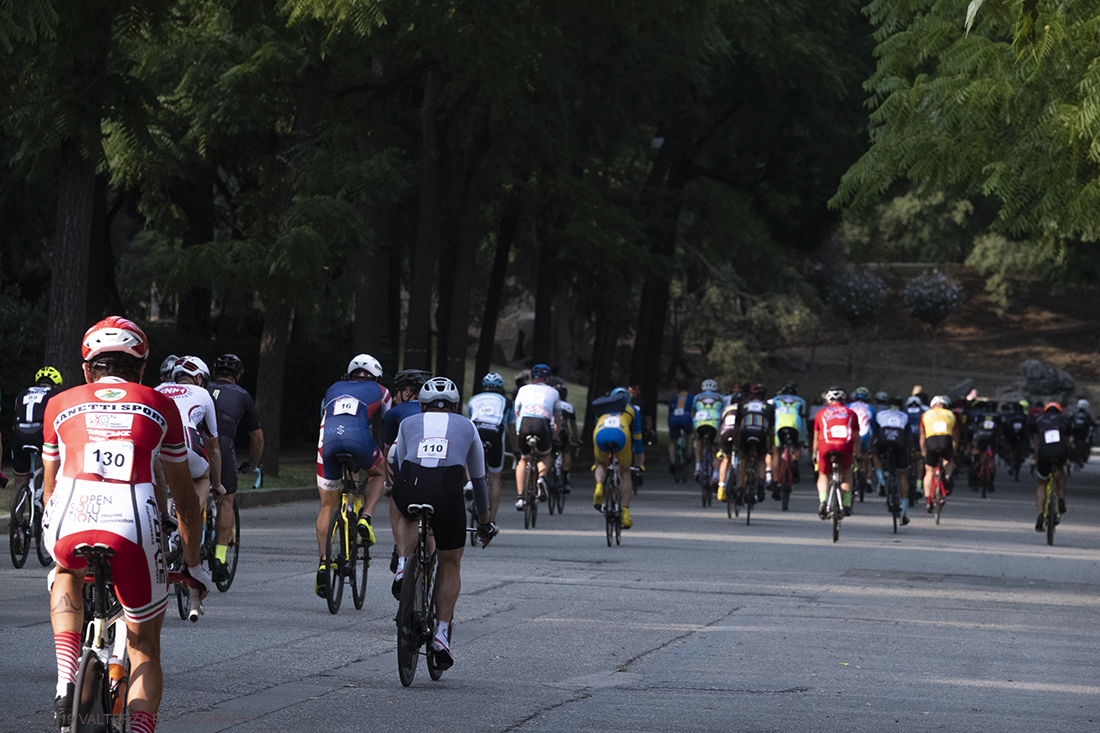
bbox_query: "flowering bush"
[902,270,962,328]
[828,270,886,325]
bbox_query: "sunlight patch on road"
[924,676,1100,695]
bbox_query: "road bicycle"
[823,452,844,543]
[854,453,871,504]
[671,433,689,484]
[735,442,760,526]
[1041,466,1060,546]
[698,438,716,507]
[321,454,369,614]
[598,447,623,547]
[9,445,51,568]
[67,544,200,733]
[520,436,542,529]
[882,452,901,533]
[396,503,446,686]
[928,464,947,525]
[976,444,996,498]
[775,434,796,512]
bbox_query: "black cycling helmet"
[546,375,568,400]
[748,383,767,399]
[214,353,244,380]
[394,369,431,392]
[778,380,798,396]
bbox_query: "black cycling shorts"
[777,427,800,448]
[518,417,552,455]
[696,424,717,444]
[477,426,505,474]
[1036,454,1066,480]
[718,428,737,458]
[10,425,43,474]
[874,440,909,469]
[740,430,769,457]
[392,463,467,552]
[972,432,996,452]
[924,435,953,466]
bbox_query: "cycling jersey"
[384,401,422,446]
[593,404,642,466]
[1035,411,1069,458]
[905,404,927,438]
[11,384,57,474]
[971,411,1001,449]
[846,401,877,449]
[210,379,262,493]
[771,394,807,444]
[156,383,219,479]
[1004,413,1029,441]
[316,380,390,490]
[668,392,695,441]
[921,407,956,438]
[815,404,859,470]
[467,392,515,474]
[693,391,723,443]
[1071,409,1095,438]
[392,411,487,551]
[717,404,739,457]
[514,383,561,423]
[874,409,909,446]
[42,377,187,624]
[738,399,774,452]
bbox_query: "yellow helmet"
[36,366,63,386]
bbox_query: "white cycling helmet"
[347,353,382,378]
[160,354,179,382]
[172,356,210,384]
[931,395,950,408]
[905,395,923,408]
[1078,399,1089,411]
[419,377,460,409]
[824,386,847,403]
[875,391,889,403]
[82,316,149,362]
[701,379,719,393]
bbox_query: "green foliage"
[964,232,1040,313]
[842,189,979,263]
[901,269,962,327]
[0,0,57,52]
[745,294,820,350]
[0,284,47,417]
[707,338,763,387]
[828,269,886,325]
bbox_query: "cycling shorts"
[695,424,717,444]
[972,432,996,452]
[1036,454,1067,480]
[478,426,505,474]
[316,417,383,492]
[923,435,954,466]
[874,439,909,469]
[44,479,168,624]
[392,463,467,552]
[185,427,210,480]
[819,447,854,472]
[669,421,692,441]
[776,427,800,449]
[739,430,770,457]
[10,424,43,474]
[518,417,552,455]
[594,425,631,466]
[717,427,737,459]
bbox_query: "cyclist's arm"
[465,423,490,521]
[246,428,263,469]
[206,435,222,491]
[42,456,58,505]
[919,423,926,455]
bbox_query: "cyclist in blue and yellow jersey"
[693,379,724,481]
[591,387,644,529]
[667,380,695,469]
[770,381,808,496]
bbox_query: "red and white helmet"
[172,355,210,384]
[82,316,149,361]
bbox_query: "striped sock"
[54,631,80,697]
[130,710,157,733]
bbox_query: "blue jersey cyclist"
[467,372,517,524]
[846,387,877,450]
[693,379,724,481]
[382,369,432,575]
[667,380,695,469]
[313,354,392,598]
[591,387,644,529]
[770,380,808,492]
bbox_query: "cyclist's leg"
[1054,462,1067,502]
[49,565,84,702]
[840,464,854,509]
[487,470,502,523]
[434,547,464,624]
[316,486,341,560]
[124,613,165,716]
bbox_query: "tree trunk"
[45,141,97,386]
[86,172,123,322]
[441,112,491,389]
[532,222,554,365]
[474,210,517,386]
[404,70,444,370]
[582,318,618,442]
[355,198,396,377]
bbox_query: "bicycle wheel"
[397,553,421,686]
[556,480,566,513]
[215,502,241,592]
[934,483,944,526]
[744,475,753,527]
[829,483,841,543]
[9,485,31,568]
[176,582,189,620]
[1046,489,1057,546]
[425,555,446,681]
[613,482,622,545]
[71,649,108,733]
[325,509,345,614]
[523,469,535,530]
[350,512,368,611]
[34,473,52,566]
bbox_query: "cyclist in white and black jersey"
[466,372,517,523]
[548,376,578,492]
[512,364,561,508]
[392,377,497,670]
[156,356,223,510]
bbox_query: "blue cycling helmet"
[482,372,505,390]
[531,364,551,380]
[610,387,630,399]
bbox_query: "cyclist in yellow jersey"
[591,388,644,529]
[920,395,959,511]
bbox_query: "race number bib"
[673,408,685,417]
[982,419,995,430]
[828,425,849,440]
[22,392,45,422]
[932,421,948,433]
[723,414,737,428]
[83,441,135,481]
[602,416,622,429]
[695,410,710,422]
[334,397,359,416]
[1044,429,1061,444]
[417,438,449,460]
[475,403,499,419]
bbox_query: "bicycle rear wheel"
[350,511,368,611]
[9,485,31,568]
[71,649,109,733]
[1046,489,1057,546]
[523,470,536,529]
[425,556,446,681]
[325,509,345,614]
[215,502,241,592]
[397,554,421,687]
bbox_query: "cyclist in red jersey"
[812,387,860,519]
[41,317,210,733]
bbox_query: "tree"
[828,269,886,375]
[902,269,961,376]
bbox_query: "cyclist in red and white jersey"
[812,387,860,519]
[156,356,222,511]
[41,317,209,733]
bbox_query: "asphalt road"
[4,459,1100,732]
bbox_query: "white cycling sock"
[765,468,772,482]
[395,557,406,577]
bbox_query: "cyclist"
[156,357,222,534]
[314,354,391,597]
[547,376,579,491]
[512,363,560,509]
[812,387,860,518]
[920,395,958,512]
[383,369,432,573]
[591,387,644,529]
[904,395,928,492]
[1070,399,1094,465]
[967,399,1001,491]
[1033,401,1070,530]
[158,354,179,385]
[871,401,912,524]
[41,316,210,731]
[667,380,695,470]
[770,381,807,496]
[847,388,877,486]
[10,367,63,507]
[628,384,655,446]
[715,387,741,502]
[736,384,774,502]
[466,372,517,523]
[391,377,498,669]
[209,353,264,584]
[693,379,724,482]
